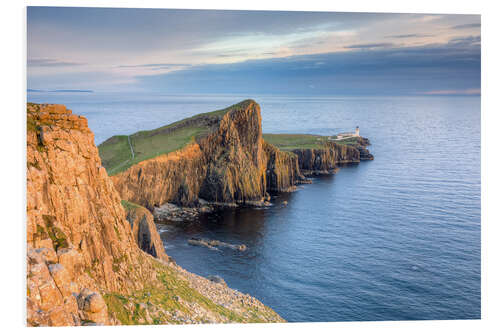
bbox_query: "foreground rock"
[26,103,284,326]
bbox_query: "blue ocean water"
[27,92,481,322]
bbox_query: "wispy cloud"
[137,41,480,96]
[386,34,434,39]
[452,23,481,29]
[115,63,192,73]
[422,89,480,95]
[117,63,190,68]
[27,7,481,94]
[28,58,85,67]
[448,35,481,46]
[345,43,395,49]
[27,88,93,93]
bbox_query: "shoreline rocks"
[188,238,247,252]
[153,198,274,224]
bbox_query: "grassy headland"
[262,133,359,151]
[98,100,358,175]
[98,101,249,175]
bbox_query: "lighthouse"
[355,126,360,137]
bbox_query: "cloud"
[117,63,190,68]
[422,89,480,95]
[28,58,85,67]
[452,23,481,29]
[345,43,395,49]
[116,63,191,71]
[386,34,434,39]
[136,41,480,96]
[26,8,481,94]
[448,35,481,46]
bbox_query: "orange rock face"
[263,140,305,192]
[123,203,170,263]
[112,100,296,208]
[26,104,168,326]
[292,142,361,175]
[25,103,288,326]
[110,100,364,210]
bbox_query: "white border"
[2,1,499,332]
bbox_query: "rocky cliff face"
[198,101,267,203]
[27,103,153,325]
[263,141,305,192]
[112,100,286,208]
[111,100,373,210]
[122,201,170,263]
[26,103,284,326]
[292,142,361,175]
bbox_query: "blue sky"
[27,7,480,95]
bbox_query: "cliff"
[111,100,277,208]
[26,103,284,326]
[106,101,373,210]
[121,200,170,263]
[292,142,360,175]
[263,140,305,192]
[263,134,372,175]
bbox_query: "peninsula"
[26,100,372,326]
[99,99,373,211]
[26,102,284,326]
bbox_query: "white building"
[335,126,360,139]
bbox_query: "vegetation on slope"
[98,100,252,175]
[98,99,359,176]
[263,133,358,151]
[103,258,282,325]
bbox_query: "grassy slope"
[98,99,357,175]
[263,133,358,151]
[98,102,245,175]
[104,257,279,325]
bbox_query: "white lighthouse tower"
[355,126,360,137]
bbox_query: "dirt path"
[128,135,135,159]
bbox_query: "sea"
[27,92,481,322]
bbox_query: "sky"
[27,7,481,96]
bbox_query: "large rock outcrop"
[26,103,284,326]
[111,100,373,209]
[27,103,167,325]
[112,100,275,208]
[122,201,170,262]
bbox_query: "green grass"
[99,128,204,176]
[331,136,359,145]
[263,133,358,151]
[98,136,132,174]
[98,99,359,175]
[98,100,255,176]
[263,133,330,151]
[121,199,143,211]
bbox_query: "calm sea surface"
[28,92,481,322]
